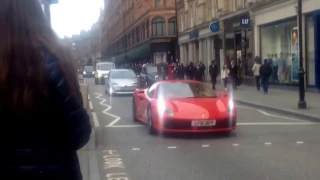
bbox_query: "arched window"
[168,17,176,35]
[152,17,165,36]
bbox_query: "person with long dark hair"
[0,0,91,179]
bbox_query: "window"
[180,12,184,31]
[164,0,168,7]
[157,82,217,99]
[147,84,157,98]
[136,27,140,43]
[168,17,176,35]
[152,17,165,36]
[260,19,298,84]
[155,0,161,8]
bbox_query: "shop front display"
[260,19,299,84]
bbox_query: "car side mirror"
[220,92,227,98]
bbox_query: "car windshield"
[157,82,217,99]
[84,66,93,71]
[147,66,158,73]
[97,63,114,70]
[110,70,136,79]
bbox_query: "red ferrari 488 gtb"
[132,80,237,135]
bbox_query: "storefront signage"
[189,30,199,39]
[209,22,220,32]
[240,16,251,27]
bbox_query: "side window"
[147,84,157,98]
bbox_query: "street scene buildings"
[177,0,320,89]
[100,0,178,65]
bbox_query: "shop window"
[168,17,176,35]
[152,17,165,36]
[260,19,298,84]
[306,15,315,86]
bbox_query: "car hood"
[111,78,137,85]
[97,70,110,74]
[162,98,232,119]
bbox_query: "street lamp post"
[174,0,180,62]
[297,0,307,109]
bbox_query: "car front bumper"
[154,117,237,133]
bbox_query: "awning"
[114,43,151,63]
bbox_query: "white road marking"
[202,145,210,147]
[88,95,90,100]
[238,122,318,125]
[296,141,304,144]
[237,105,307,122]
[132,148,140,151]
[92,112,100,128]
[94,93,121,127]
[105,125,144,128]
[265,142,272,145]
[232,144,239,146]
[167,146,177,149]
[89,101,94,110]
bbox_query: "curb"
[235,100,320,122]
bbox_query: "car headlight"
[92,72,94,74]
[83,71,86,74]
[228,100,234,112]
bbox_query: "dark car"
[83,66,94,77]
[139,64,167,87]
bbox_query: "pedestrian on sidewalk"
[230,60,238,90]
[209,60,219,90]
[0,0,91,179]
[259,59,273,94]
[252,57,262,91]
[194,62,203,81]
[221,63,230,91]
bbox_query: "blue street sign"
[240,16,251,27]
[209,22,219,32]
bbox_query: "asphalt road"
[85,78,320,180]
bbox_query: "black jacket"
[0,51,91,179]
[209,64,218,78]
[260,63,272,77]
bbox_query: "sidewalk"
[207,82,320,121]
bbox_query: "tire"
[132,98,138,122]
[147,106,156,135]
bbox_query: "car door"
[138,84,157,122]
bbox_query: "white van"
[94,62,115,84]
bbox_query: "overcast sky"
[51,0,104,38]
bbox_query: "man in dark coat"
[230,59,238,90]
[209,60,219,90]
[194,62,203,81]
[259,59,273,94]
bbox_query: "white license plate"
[191,120,216,127]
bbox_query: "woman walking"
[221,64,230,91]
[252,57,262,91]
[0,0,91,179]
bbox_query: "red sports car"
[132,80,237,135]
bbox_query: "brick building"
[100,0,178,65]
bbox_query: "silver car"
[105,69,138,95]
